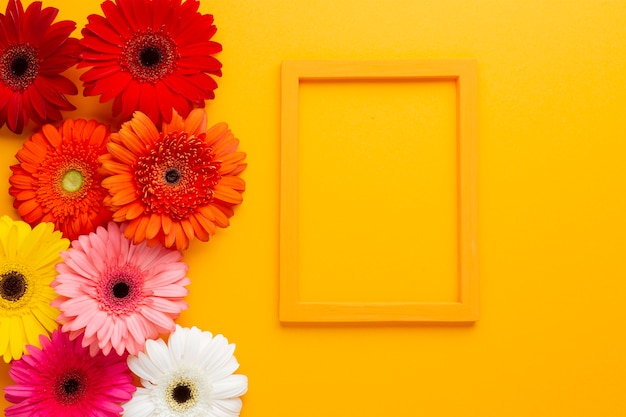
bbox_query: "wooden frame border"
[279,60,478,322]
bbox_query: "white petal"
[211,374,248,399]
[145,334,175,373]
[123,388,155,417]
[212,398,243,416]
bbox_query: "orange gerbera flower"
[100,109,246,250]
[9,119,113,241]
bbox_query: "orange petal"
[130,112,160,143]
[180,219,195,241]
[206,204,230,228]
[42,123,63,148]
[163,109,184,134]
[110,188,138,206]
[161,214,172,235]
[164,226,177,248]
[132,216,151,244]
[126,203,146,220]
[107,142,138,166]
[212,185,243,204]
[145,214,162,240]
[188,215,210,242]
[183,109,208,136]
[118,128,147,156]
[193,213,216,236]
[218,176,246,191]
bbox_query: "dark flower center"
[112,281,130,298]
[172,384,192,404]
[0,44,39,91]
[11,56,29,76]
[167,378,198,412]
[63,378,80,394]
[98,266,144,315]
[121,30,178,83]
[54,370,86,405]
[0,271,27,302]
[165,168,181,185]
[140,46,162,68]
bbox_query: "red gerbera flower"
[9,119,113,241]
[0,0,80,134]
[79,0,222,126]
[100,109,246,250]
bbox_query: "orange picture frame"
[279,59,478,322]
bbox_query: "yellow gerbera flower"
[0,216,69,362]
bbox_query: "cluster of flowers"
[0,0,248,416]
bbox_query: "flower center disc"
[121,31,178,83]
[173,385,192,403]
[140,46,162,67]
[164,168,181,185]
[0,271,27,302]
[167,378,198,412]
[112,282,130,298]
[54,371,86,405]
[61,169,84,193]
[0,45,39,91]
[11,57,29,76]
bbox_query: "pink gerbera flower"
[4,328,135,417]
[51,221,190,356]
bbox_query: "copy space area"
[296,79,459,303]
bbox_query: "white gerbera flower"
[123,325,248,417]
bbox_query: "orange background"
[2,0,626,416]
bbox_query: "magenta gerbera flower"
[78,0,222,125]
[51,221,190,357]
[4,328,135,417]
[0,0,81,134]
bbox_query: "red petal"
[38,23,78,60]
[99,0,133,38]
[116,0,140,31]
[178,54,222,73]
[81,34,123,55]
[39,41,81,72]
[175,20,216,46]
[155,81,175,123]
[80,64,123,83]
[138,83,159,123]
[7,93,25,134]
[151,0,172,30]
[84,13,124,45]
[23,1,46,43]
[120,81,141,119]
[33,77,76,110]
[130,0,151,29]
[96,72,134,103]
[169,0,200,35]
[24,87,47,123]
[162,74,204,102]
[5,0,24,43]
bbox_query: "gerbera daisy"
[0,0,80,134]
[4,328,135,416]
[9,119,113,241]
[51,221,190,357]
[124,325,248,417]
[78,0,222,125]
[100,109,246,251]
[0,216,69,362]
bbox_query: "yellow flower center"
[61,169,84,193]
